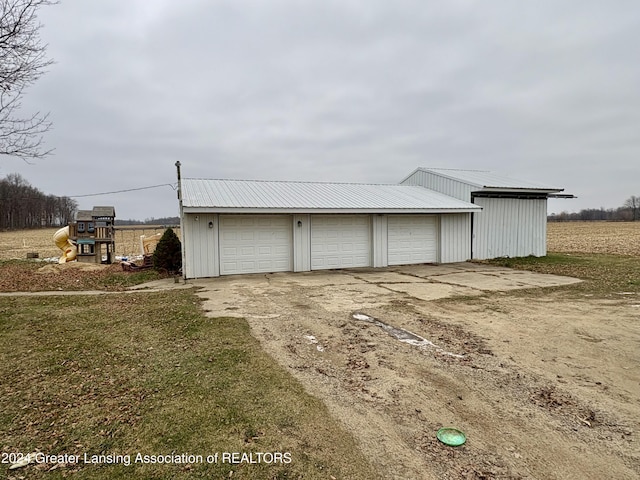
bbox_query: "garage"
[219,215,292,275]
[311,215,371,270]
[178,175,482,279]
[387,215,438,265]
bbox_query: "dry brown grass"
[548,221,640,256]
[0,292,380,479]
[0,227,181,260]
[0,261,163,292]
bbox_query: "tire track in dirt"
[196,272,640,480]
[196,272,639,479]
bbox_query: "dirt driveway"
[193,263,639,480]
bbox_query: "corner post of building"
[175,161,187,281]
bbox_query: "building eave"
[182,207,481,214]
[475,187,564,194]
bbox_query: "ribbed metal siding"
[400,170,473,201]
[372,215,388,267]
[402,168,562,192]
[183,213,218,278]
[419,169,561,191]
[440,213,471,263]
[293,214,311,272]
[472,198,547,259]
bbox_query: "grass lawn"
[0,291,379,479]
[486,252,640,296]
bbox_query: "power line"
[68,183,177,198]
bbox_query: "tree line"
[116,216,180,226]
[549,195,640,222]
[0,173,77,229]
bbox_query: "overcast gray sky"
[3,0,639,220]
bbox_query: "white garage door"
[311,215,371,270]
[219,215,292,275]
[388,215,437,265]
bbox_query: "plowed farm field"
[1,222,638,261]
[547,221,640,256]
[0,226,181,260]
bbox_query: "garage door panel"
[388,215,437,265]
[221,229,237,240]
[311,215,371,270]
[274,245,290,255]
[219,215,292,275]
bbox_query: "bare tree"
[0,172,76,228]
[0,0,56,161]
[624,195,640,221]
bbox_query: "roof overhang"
[471,187,568,200]
[548,193,577,199]
[474,187,564,194]
[182,207,481,214]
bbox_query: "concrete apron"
[0,263,581,300]
[192,262,582,318]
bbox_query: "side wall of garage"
[472,197,547,259]
[182,213,219,279]
[440,213,471,263]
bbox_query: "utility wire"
[67,183,177,198]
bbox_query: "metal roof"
[408,168,564,192]
[181,178,481,214]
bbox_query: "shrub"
[152,228,182,274]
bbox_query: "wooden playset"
[68,206,116,264]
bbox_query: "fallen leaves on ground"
[0,261,151,292]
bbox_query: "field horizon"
[1,220,639,261]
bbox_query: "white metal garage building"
[400,168,570,260]
[178,177,481,279]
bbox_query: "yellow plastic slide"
[53,226,77,264]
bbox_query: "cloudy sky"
[3,0,639,220]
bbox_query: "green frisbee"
[437,427,467,446]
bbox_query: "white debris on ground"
[303,334,325,352]
[9,452,38,470]
[352,313,464,359]
[116,255,144,262]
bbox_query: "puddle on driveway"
[352,313,464,358]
